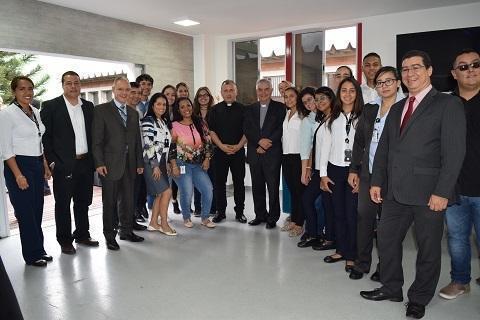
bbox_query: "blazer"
[92,100,143,181]
[350,103,379,180]
[243,99,286,165]
[371,87,466,206]
[40,96,94,174]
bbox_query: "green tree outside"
[0,51,50,104]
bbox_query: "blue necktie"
[119,105,127,126]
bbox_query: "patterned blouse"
[141,115,171,168]
[170,120,212,164]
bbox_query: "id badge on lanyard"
[344,113,353,163]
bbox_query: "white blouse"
[0,103,45,159]
[282,110,302,155]
[319,113,358,177]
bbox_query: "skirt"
[143,160,169,196]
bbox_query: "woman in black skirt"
[141,92,176,236]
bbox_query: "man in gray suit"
[360,50,466,319]
[92,77,144,250]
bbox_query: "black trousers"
[0,257,24,320]
[378,199,444,306]
[4,156,47,264]
[249,155,281,223]
[134,172,147,211]
[214,149,245,215]
[328,163,358,260]
[355,175,381,273]
[303,170,325,238]
[52,158,93,245]
[101,158,135,240]
[282,154,304,225]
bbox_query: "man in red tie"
[360,50,466,319]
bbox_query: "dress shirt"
[401,85,432,123]
[0,103,45,159]
[259,103,268,128]
[299,112,317,160]
[63,96,88,155]
[282,110,302,154]
[314,122,328,171]
[361,84,380,104]
[319,113,358,177]
[136,99,149,119]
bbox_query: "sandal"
[288,225,303,237]
[184,219,193,228]
[201,219,216,228]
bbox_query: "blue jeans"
[445,195,480,284]
[173,160,213,220]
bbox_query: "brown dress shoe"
[61,244,76,255]
[75,238,100,247]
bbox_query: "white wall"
[196,2,480,94]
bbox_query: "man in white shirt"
[361,53,382,104]
[41,71,99,254]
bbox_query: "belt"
[75,153,88,160]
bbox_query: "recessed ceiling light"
[174,19,200,27]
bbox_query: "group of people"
[0,48,478,320]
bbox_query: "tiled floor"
[1,190,479,320]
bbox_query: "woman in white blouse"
[281,87,308,237]
[319,77,364,271]
[0,76,52,267]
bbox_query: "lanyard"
[14,101,41,137]
[343,112,354,144]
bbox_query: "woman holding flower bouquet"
[170,97,215,229]
[141,93,177,236]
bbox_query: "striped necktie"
[119,105,127,126]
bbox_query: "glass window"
[325,26,357,90]
[294,31,324,89]
[234,40,258,105]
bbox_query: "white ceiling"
[39,0,479,36]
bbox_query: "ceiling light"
[174,19,200,27]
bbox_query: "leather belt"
[75,153,87,160]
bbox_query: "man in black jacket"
[41,71,99,254]
[244,78,286,229]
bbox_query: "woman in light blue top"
[299,87,318,186]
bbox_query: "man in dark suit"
[360,50,466,319]
[41,71,99,254]
[92,77,144,250]
[244,78,286,229]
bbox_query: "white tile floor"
[0,191,479,320]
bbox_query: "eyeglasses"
[401,64,426,74]
[315,95,329,102]
[454,61,480,72]
[375,78,397,88]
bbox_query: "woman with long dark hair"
[319,77,364,272]
[141,92,176,235]
[170,97,215,228]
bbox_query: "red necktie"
[400,96,415,133]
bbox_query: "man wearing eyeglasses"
[360,50,466,319]
[438,48,480,300]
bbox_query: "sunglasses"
[454,61,480,72]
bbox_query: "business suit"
[244,100,286,224]
[349,103,381,273]
[41,96,94,245]
[371,87,466,305]
[92,100,143,240]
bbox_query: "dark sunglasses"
[454,61,480,72]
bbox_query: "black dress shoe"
[297,238,321,248]
[370,271,380,282]
[235,213,247,223]
[106,239,120,250]
[75,238,100,247]
[324,255,344,263]
[360,288,403,302]
[61,244,76,255]
[212,213,226,223]
[133,222,147,231]
[27,259,47,267]
[119,232,144,242]
[248,218,265,226]
[349,268,364,279]
[265,222,276,229]
[312,241,336,251]
[42,254,53,262]
[173,201,181,214]
[406,302,425,319]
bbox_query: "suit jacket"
[40,95,94,174]
[243,99,286,165]
[350,103,379,180]
[371,87,466,205]
[92,100,143,181]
